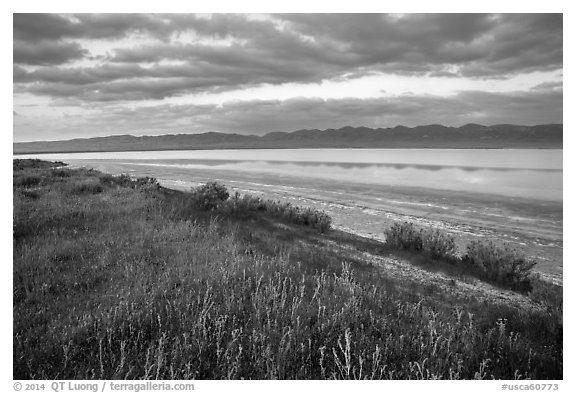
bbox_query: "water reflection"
[18,148,563,202]
[15,148,563,170]
[118,158,562,201]
[125,158,563,173]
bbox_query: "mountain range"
[13,123,563,154]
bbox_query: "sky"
[13,13,563,142]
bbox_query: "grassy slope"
[13,160,562,380]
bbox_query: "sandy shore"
[66,159,563,284]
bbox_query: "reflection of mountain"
[135,159,563,173]
[14,123,563,154]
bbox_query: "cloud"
[14,14,79,41]
[13,14,563,141]
[13,13,178,42]
[14,89,561,142]
[531,80,563,91]
[13,14,563,102]
[275,13,563,78]
[13,39,88,66]
[15,66,280,102]
[14,43,332,101]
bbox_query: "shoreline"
[63,159,563,283]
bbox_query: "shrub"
[422,228,457,261]
[385,222,456,260]
[190,182,230,211]
[222,193,264,217]
[314,211,332,233]
[385,222,537,290]
[134,176,159,188]
[97,173,117,187]
[384,222,423,252]
[115,174,134,188]
[463,240,536,291]
[222,192,332,232]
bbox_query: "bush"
[134,176,159,189]
[190,182,230,211]
[222,193,264,217]
[112,174,134,188]
[463,240,536,291]
[313,210,332,233]
[422,228,457,261]
[385,222,536,290]
[97,173,117,187]
[384,222,423,252]
[222,192,332,232]
[385,222,456,261]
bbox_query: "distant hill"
[13,124,563,154]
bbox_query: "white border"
[3,3,572,391]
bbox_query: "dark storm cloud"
[13,13,177,41]
[13,39,88,66]
[13,14,79,41]
[13,13,181,67]
[455,14,563,76]
[275,13,563,77]
[106,13,562,77]
[14,59,315,101]
[13,13,563,102]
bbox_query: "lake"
[17,148,563,201]
[16,148,563,281]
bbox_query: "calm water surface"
[19,148,563,201]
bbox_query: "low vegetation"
[13,160,562,379]
[384,222,457,261]
[384,222,539,292]
[179,182,332,233]
[463,241,537,291]
[190,181,230,211]
[222,192,332,233]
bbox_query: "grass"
[13,159,562,380]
